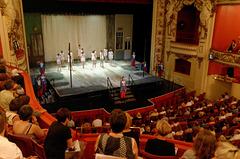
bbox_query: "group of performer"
[56,45,115,71]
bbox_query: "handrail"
[176,78,190,92]
[107,77,114,96]
[128,74,135,92]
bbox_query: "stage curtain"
[41,15,107,61]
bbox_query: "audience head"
[4,79,15,90]
[215,142,240,159]
[9,98,23,112]
[19,105,33,121]
[110,109,127,133]
[193,129,217,159]
[55,108,71,123]
[218,135,227,142]
[156,120,172,136]
[125,112,132,129]
[0,66,6,73]
[0,111,7,134]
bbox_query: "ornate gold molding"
[0,0,6,15]
[216,0,240,5]
[210,49,240,68]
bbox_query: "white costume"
[70,52,74,62]
[68,54,71,63]
[104,49,108,57]
[100,51,104,60]
[77,48,81,57]
[109,51,113,60]
[81,53,85,62]
[60,52,65,60]
[92,52,96,61]
[56,55,61,64]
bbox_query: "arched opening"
[176,4,200,44]
[175,59,191,75]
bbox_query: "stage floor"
[30,60,162,97]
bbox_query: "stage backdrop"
[41,15,107,62]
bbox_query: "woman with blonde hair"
[145,120,175,156]
[182,129,217,159]
[215,142,240,159]
[123,112,139,147]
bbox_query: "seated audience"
[149,108,159,117]
[214,142,240,159]
[13,105,45,140]
[82,118,91,128]
[182,129,217,159]
[92,115,102,127]
[0,110,37,159]
[184,123,193,133]
[133,112,142,121]
[0,79,18,111]
[159,107,166,115]
[123,112,139,147]
[95,109,138,159]
[142,125,151,134]
[224,92,229,99]
[6,98,22,126]
[229,129,240,141]
[67,115,75,128]
[219,111,226,121]
[225,109,232,118]
[145,120,175,156]
[192,121,200,130]
[226,40,237,52]
[200,119,207,127]
[175,125,183,136]
[44,108,83,159]
[229,117,239,127]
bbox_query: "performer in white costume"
[108,49,114,66]
[60,51,65,66]
[70,51,74,65]
[104,47,108,62]
[67,53,72,70]
[81,52,85,69]
[100,50,104,68]
[56,53,61,71]
[92,50,97,68]
[77,45,81,62]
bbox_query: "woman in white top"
[77,45,81,62]
[92,50,97,68]
[100,50,104,67]
[60,51,65,66]
[81,52,85,69]
[108,49,113,66]
[56,54,61,71]
[104,48,108,62]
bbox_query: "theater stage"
[30,60,183,113]
[30,60,161,97]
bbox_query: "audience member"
[6,98,22,125]
[224,92,229,99]
[142,125,151,134]
[13,105,45,140]
[226,40,237,52]
[182,130,217,159]
[123,112,139,147]
[215,142,240,159]
[229,129,240,141]
[95,109,138,159]
[92,115,102,127]
[225,109,232,118]
[175,125,183,136]
[44,108,82,159]
[219,111,226,120]
[145,120,175,156]
[184,123,193,133]
[149,108,159,117]
[67,115,75,128]
[159,107,166,115]
[0,79,18,111]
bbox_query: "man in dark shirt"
[44,108,73,159]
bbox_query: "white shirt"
[0,135,23,159]
[92,119,102,127]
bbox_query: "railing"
[107,77,114,96]
[176,78,190,92]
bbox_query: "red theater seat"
[140,149,177,159]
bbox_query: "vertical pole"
[143,39,146,77]
[69,43,72,88]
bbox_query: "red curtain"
[0,36,3,57]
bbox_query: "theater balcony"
[210,49,240,68]
[168,41,198,57]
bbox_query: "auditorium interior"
[0,0,240,158]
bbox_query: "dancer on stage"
[108,49,113,66]
[70,51,74,65]
[131,52,136,66]
[92,50,97,68]
[67,52,72,70]
[56,53,61,72]
[60,51,65,66]
[81,51,85,69]
[37,60,45,75]
[77,45,81,62]
[104,47,108,62]
[100,50,104,67]
[120,76,127,102]
[158,61,164,77]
